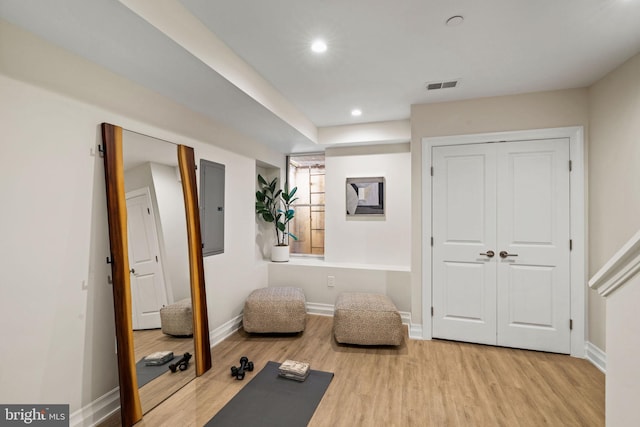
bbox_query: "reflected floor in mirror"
[134,329,195,413]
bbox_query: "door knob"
[499,251,518,258]
[479,250,495,258]
[130,268,136,274]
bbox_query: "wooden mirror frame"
[101,123,212,426]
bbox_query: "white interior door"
[126,188,168,330]
[496,139,571,353]
[432,144,497,345]
[432,139,571,354]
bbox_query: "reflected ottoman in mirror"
[160,299,194,336]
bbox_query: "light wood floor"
[101,315,604,426]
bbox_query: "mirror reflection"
[122,130,195,413]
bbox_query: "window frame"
[287,153,326,257]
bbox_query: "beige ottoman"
[243,287,306,333]
[160,299,193,336]
[333,293,403,346]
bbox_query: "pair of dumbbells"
[230,356,254,380]
[169,352,192,373]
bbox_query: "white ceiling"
[2,0,640,153]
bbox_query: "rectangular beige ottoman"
[243,287,306,333]
[160,298,193,336]
[333,293,403,346]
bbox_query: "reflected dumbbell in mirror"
[169,352,192,373]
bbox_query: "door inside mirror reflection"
[123,130,195,413]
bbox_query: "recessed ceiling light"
[311,39,327,53]
[446,15,464,26]
[351,109,362,117]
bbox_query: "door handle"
[499,251,518,259]
[130,268,136,274]
[479,250,495,258]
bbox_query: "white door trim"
[421,126,586,357]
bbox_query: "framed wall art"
[346,177,385,216]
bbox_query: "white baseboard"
[409,323,424,340]
[585,341,607,374]
[399,311,411,325]
[399,311,424,340]
[70,387,119,427]
[306,302,334,317]
[209,314,243,347]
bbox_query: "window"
[287,154,325,255]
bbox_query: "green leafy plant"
[255,174,298,246]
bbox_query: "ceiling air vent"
[426,79,459,91]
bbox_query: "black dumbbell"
[169,352,192,373]
[230,356,254,380]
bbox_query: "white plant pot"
[271,245,290,262]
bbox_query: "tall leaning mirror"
[101,123,212,426]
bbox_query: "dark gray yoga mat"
[135,357,174,388]
[206,361,334,427]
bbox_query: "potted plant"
[255,174,298,262]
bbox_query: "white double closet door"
[432,138,571,354]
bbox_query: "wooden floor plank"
[100,315,604,427]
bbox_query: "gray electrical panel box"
[200,159,225,256]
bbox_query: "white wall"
[0,73,118,413]
[606,275,640,427]
[150,162,190,302]
[0,19,282,417]
[0,72,271,415]
[195,146,270,326]
[125,163,154,193]
[264,145,414,324]
[325,144,411,267]
[318,120,410,145]
[267,144,413,323]
[588,230,640,426]
[588,52,640,352]
[269,262,411,313]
